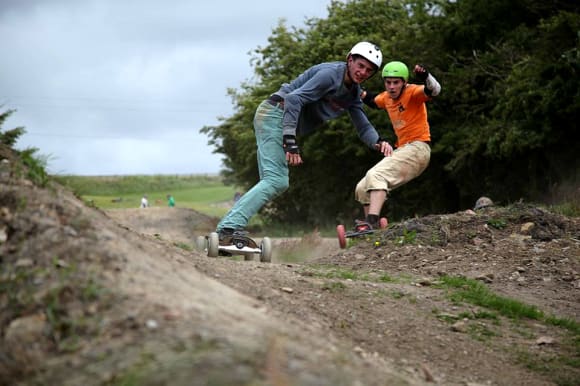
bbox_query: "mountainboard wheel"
[207,232,219,257]
[379,217,388,229]
[260,237,272,262]
[336,224,347,249]
[195,235,207,251]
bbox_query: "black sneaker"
[218,227,235,246]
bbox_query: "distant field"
[54,174,240,217]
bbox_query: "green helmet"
[382,61,409,81]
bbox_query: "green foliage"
[1,109,51,187]
[487,218,507,229]
[0,110,25,147]
[54,174,224,196]
[201,0,580,226]
[321,281,347,292]
[440,275,544,319]
[19,148,50,187]
[395,228,418,245]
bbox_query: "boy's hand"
[413,64,429,82]
[283,135,303,166]
[375,140,393,157]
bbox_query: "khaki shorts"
[355,141,431,204]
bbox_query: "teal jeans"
[217,100,289,231]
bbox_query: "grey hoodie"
[274,61,380,148]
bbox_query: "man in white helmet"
[216,42,391,244]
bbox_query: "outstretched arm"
[413,64,441,97]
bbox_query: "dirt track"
[1,150,579,386]
[107,204,580,385]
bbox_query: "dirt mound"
[1,139,579,385]
[0,145,425,385]
[194,206,580,386]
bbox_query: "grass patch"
[395,228,417,245]
[515,350,580,386]
[468,323,498,342]
[438,275,544,320]
[390,290,406,299]
[435,278,575,375]
[301,265,407,285]
[303,266,392,282]
[487,218,507,229]
[173,242,193,251]
[54,174,238,217]
[321,281,347,292]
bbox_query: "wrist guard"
[414,65,429,82]
[283,135,300,154]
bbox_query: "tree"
[202,0,580,227]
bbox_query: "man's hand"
[283,135,303,166]
[413,64,429,82]
[374,140,393,157]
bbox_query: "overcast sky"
[0,0,332,175]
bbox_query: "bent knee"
[355,181,367,203]
[266,175,289,195]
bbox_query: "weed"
[0,111,23,146]
[396,228,417,245]
[550,202,580,218]
[545,315,580,335]
[173,242,193,251]
[436,313,459,323]
[437,275,544,320]
[487,218,507,229]
[429,232,441,245]
[390,290,405,299]
[322,281,347,292]
[468,323,498,342]
[515,350,580,386]
[378,274,396,283]
[437,273,580,376]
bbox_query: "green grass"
[437,275,580,334]
[438,275,544,319]
[54,174,239,217]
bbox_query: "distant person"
[233,191,242,202]
[140,195,149,208]
[167,194,175,207]
[355,61,441,230]
[215,41,387,243]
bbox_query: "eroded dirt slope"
[0,144,423,386]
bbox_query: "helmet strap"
[344,55,355,86]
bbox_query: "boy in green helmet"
[355,61,441,230]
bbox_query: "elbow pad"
[425,74,441,97]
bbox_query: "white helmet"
[348,42,382,69]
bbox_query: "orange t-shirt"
[374,84,430,148]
